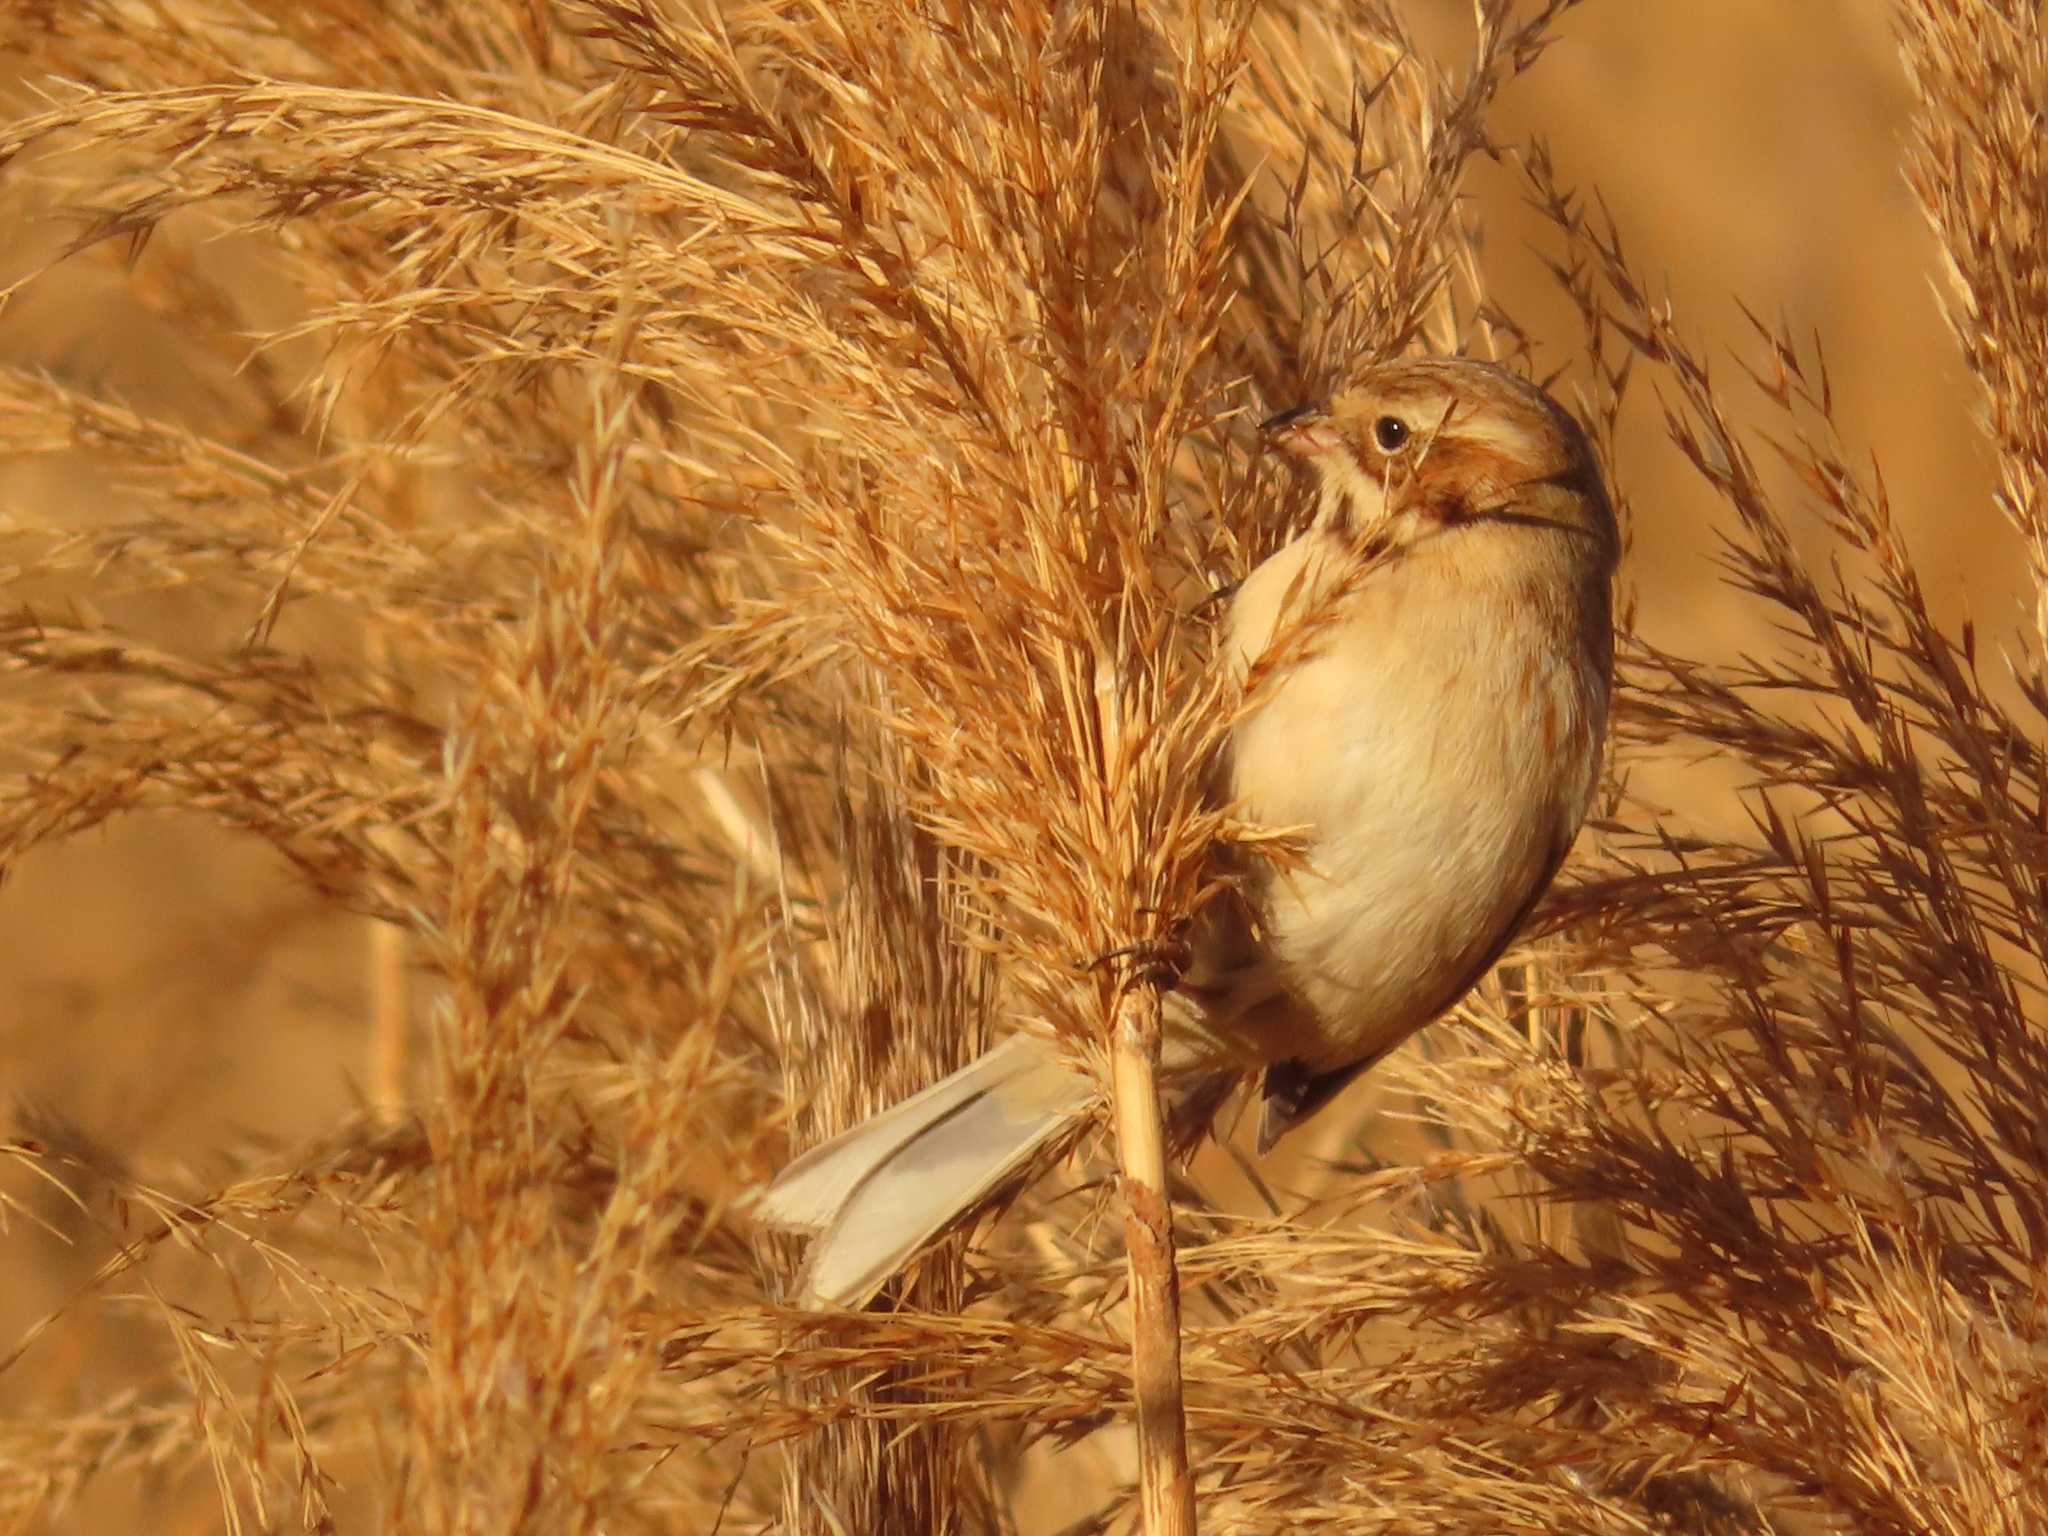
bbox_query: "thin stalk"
[368,919,411,1117]
[366,625,409,1119]
[1109,983,1197,1536]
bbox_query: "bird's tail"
[754,1032,1095,1308]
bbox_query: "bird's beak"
[1260,402,1339,457]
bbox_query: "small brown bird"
[758,357,1619,1307]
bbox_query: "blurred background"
[0,3,2012,1525]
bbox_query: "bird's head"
[1262,357,1619,570]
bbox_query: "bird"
[756,356,1619,1308]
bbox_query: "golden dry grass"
[1,2,2045,1532]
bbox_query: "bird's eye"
[1373,415,1410,452]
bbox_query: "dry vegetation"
[1,1,2045,1532]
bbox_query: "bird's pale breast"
[1218,524,1605,1072]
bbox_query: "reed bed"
[1,1,2045,1532]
